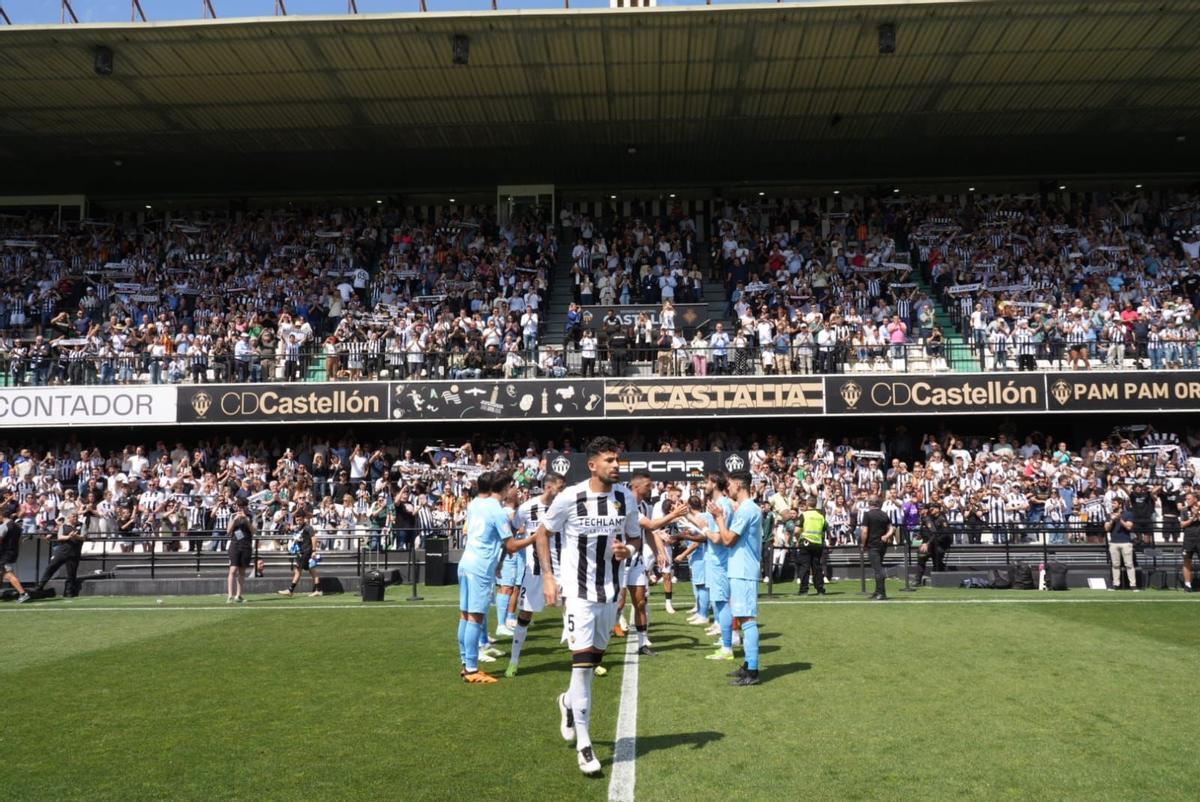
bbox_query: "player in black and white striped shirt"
[503,472,566,679]
[614,470,688,654]
[534,437,639,776]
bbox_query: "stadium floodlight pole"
[131,0,147,21]
[61,0,79,23]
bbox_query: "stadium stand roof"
[1,0,1199,197]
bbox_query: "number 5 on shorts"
[567,614,575,632]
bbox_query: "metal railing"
[15,338,1200,386]
[762,521,1193,594]
[19,526,461,581]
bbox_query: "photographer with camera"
[31,511,85,599]
[913,500,951,587]
[1104,499,1138,591]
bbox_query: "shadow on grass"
[595,730,726,756]
[763,661,812,680]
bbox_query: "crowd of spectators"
[0,205,557,384]
[923,194,1200,370]
[4,190,1200,385]
[3,421,1198,569]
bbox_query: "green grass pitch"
[3,582,1197,801]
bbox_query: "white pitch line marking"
[2,596,1197,613]
[608,631,640,802]
[0,602,461,612]
[758,597,1200,605]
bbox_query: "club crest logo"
[840,380,863,410]
[191,391,212,419]
[1051,379,1071,406]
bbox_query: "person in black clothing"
[392,488,416,549]
[33,512,85,598]
[226,499,255,603]
[1158,481,1183,543]
[859,497,894,601]
[0,502,31,603]
[277,509,322,598]
[913,502,951,587]
[1127,481,1156,545]
[1181,493,1200,592]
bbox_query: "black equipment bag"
[1047,561,1069,591]
[1011,563,1036,590]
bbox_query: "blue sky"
[1,0,775,24]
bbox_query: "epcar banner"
[0,386,176,427]
[390,379,605,421]
[548,451,751,484]
[580,303,708,332]
[1047,372,1200,412]
[824,373,1045,415]
[178,383,389,423]
[604,377,824,417]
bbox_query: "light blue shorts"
[708,565,729,602]
[498,554,521,586]
[690,559,707,586]
[729,577,758,619]
[459,572,494,615]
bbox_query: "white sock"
[510,624,528,665]
[637,628,647,647]
[568,665,595,749]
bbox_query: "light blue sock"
[742,619,760,671]
[696,587,711,621]
[495,592,507,625]
[463,620,481,671]
[716,600,732,649]
[457,618,467,666]
[478,600,491,646]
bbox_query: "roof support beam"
[275,0,287,14]
[60,0,78,24]
[131,0,147,22]
[202,0,217,19]
[0,6,11,24]
[347,0,358,12]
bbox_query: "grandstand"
[3,2,1200,801]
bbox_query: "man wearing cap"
[913,500,950,586]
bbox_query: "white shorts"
[625,560,648,588]
[519,573,545,613]
[563,597,617,652]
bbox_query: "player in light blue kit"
[700,472,737,661]
[708,470,763,685]
[457,471,533,684]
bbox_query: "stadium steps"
[909,272,978,372]
[542,245,579,345]
[700,282,729,331]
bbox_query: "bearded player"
[534,437,638,775]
